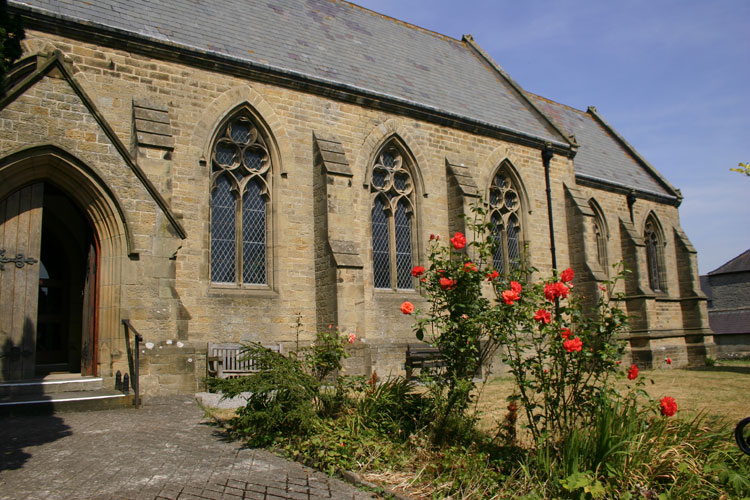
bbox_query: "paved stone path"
[0,397,377,500]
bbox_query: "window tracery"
[589,200,608,272]
[210,115,271,285]
[370,144,415,290]
[489,167,523,275]
[645,215,665,292]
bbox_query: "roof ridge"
[586,105,681,203]
[340,0,461,43]
[461,36,576,152]
[526,92,587,115]
[708,248,750,275]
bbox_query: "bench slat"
[207,343,282,379]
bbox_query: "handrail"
[736,417,750,456]
[121,319,143,409]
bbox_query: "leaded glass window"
[370,145,415,290]
[489,169,523,275]
[645,216,664,292]
[589,200,608,272]
[210,115,271,285]
[594,218,608,270]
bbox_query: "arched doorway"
[36,183,97,376]
[0,182,97,380]
[0,146,132,384]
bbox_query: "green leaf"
[585,480,606,499]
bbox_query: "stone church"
[0,0,712,398]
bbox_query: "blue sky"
[354,0,749,274]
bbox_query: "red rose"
[429,233,435,240]
[665,357,672,365]
[502,289,520,305]
[411,265,425,277]
[400,301,414,314]
[660,396,678,417]
[563,336,582,353]
[450,232,466,250]
[463,262,478,272]
[534,309,551,324]
[560,267,575,283]
[561,327,571,340]
[439,277,456,290]
[554,281,570,299]
[627,364,639,380]
[510,281,522,294]
[545,281,571,301]
[486,270,500,281]
[544,283,557,301]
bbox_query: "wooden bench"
[405,343,446,380]
[405,343,488,380]
[207,342,283,379]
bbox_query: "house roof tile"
[10,0,565,145]
[709,249,750,275]
[529,94,677,200]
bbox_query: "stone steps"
[0,374,133,415]
[0,374,104,397]
[0,390,134,415]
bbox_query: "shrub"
[305,325,349,382]
[208,343,320,446]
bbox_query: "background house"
[701,250,750,359]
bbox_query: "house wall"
[0,29,712,393]
[709,271,750,310]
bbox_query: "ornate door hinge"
[0,249,38,271]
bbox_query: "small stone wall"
[713,334,750,360]
[137,340,202,395]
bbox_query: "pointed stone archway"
[0,146,131,382]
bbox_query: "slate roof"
[9,0,565,146]
[708,249,750,276]
[709,310,750,335]
[530,94,678,200]
[699,275,713,301]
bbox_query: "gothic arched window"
[644,215,665,292]
[589,200,608,272]
[370,143,416,290]
[210,114,271,285]
[489,167,523,275]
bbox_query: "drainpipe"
[542,143,557,271]
[627,189,637,223]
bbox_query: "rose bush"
[408,207,633,445]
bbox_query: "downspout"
[627,189,637,223]
[542,143,557,271]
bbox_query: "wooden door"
[0,183,44,381]
[80,242,97,376]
